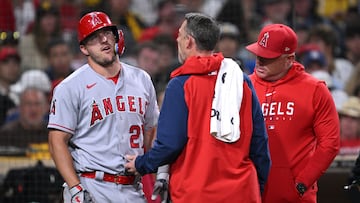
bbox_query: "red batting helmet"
[78,11,119,44]
[116,30,125,56]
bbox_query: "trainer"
[125,12,271,203]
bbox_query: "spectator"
[133,41,160,79]
[197,0,226,18]
[138,0,183,43]
[344,11,360,66]
[12,0,36,35]
[314,0,351,58]
[104,0,147,56]
[290,0,328,30]
[294,23,312,50]
[18,2,62,70]
[176,0,204,12]
[298,48,350,111]
[56,0,81,33]
[259,0,292,28]
[338,96,360,156]
[301,49,327,74]
[10,69,52,106]
[0,87,49,153]
[56,0,83,61]
[213,0,249,45]
[216,22,245,72]
[79,0,106,13]
[239,0,293,73]
[310,69,349,111]
[344,13,360,96]
[130,0,158,26]
[307,23,354,90]
[152,34,179,92]
[0,47,21,126]
[44,38,74,96]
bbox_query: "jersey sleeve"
[143,75,159,131]
[47,82,79,134]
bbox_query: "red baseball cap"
[0,47,20,62]
[246,24,297,59]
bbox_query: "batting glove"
[151,165,169,203]
[69,183,95,203]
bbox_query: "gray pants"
[63,176,146,203]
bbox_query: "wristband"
[70,184,84,196]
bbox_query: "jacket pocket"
[263,166,302,203]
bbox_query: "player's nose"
[98,33,108,43]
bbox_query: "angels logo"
[90,100,103,126]
[259,32,269,48]
[90,13,103,27]
[50,99,56,115]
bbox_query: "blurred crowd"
[0,0,360,156]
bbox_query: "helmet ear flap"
[116,30,125,56]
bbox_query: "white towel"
[210,58,243,143]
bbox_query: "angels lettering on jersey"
[49,95,148,127]
[90,95,148,126]
[261,101,294,121]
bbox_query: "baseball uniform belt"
[80,171,135,185]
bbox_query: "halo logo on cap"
[246,24,298,59]
[259,32,269,48]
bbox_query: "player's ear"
[79,45,89,56]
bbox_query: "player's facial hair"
[91,54,117,67]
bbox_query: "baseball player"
[47,11,159,203]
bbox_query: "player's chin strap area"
[79,171,136,185]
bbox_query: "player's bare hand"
[125,154,137,173]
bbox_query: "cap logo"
[90,13,103,28]
[285,47,290,51]
[259,32,269,48]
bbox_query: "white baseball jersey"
[48,62,159,174]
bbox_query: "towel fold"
[210,58,243,143]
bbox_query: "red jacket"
[250,62,340,203]
[136,53,271,203]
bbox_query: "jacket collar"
[171,53,224,78]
